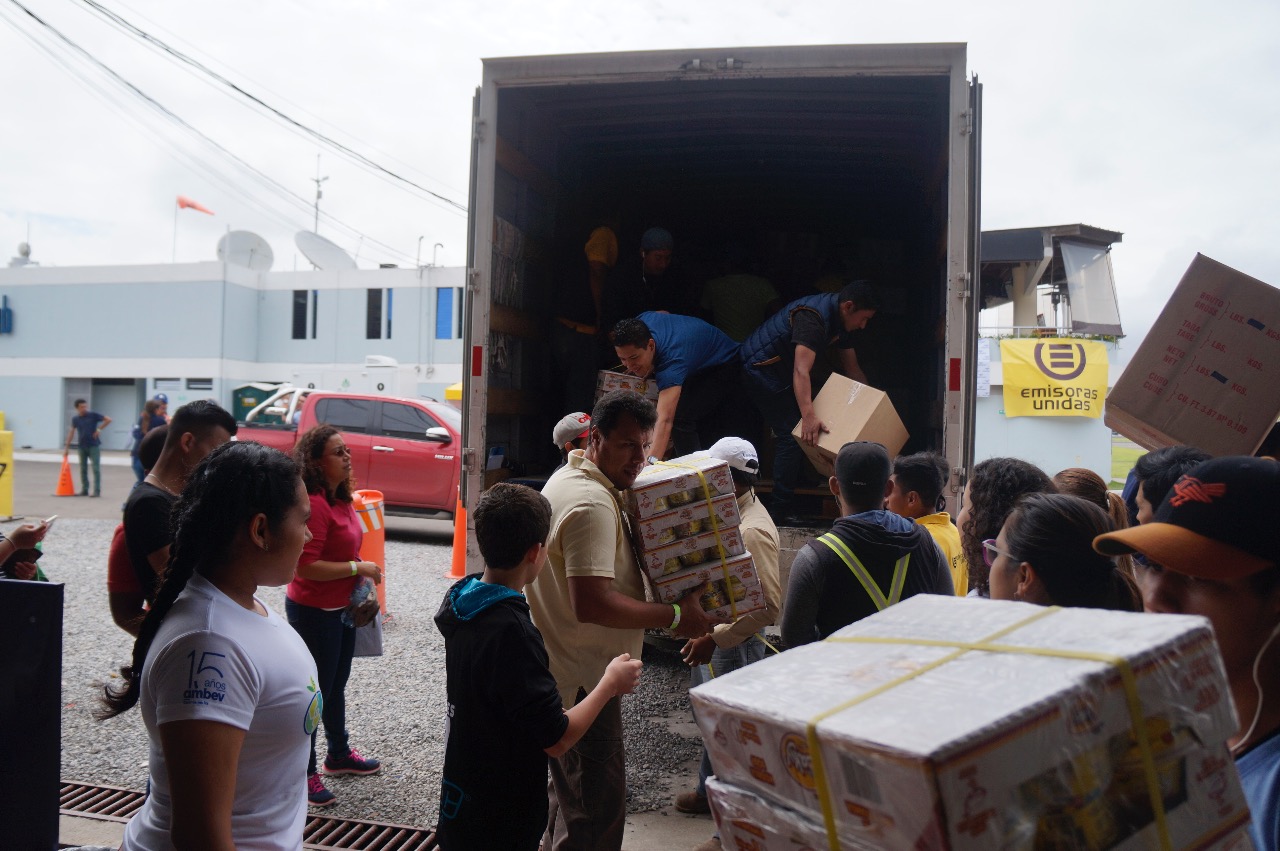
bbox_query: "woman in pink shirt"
[286,424,384,807]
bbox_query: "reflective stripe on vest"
[816,533,910,612]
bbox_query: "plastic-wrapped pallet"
[691,595,1253,850]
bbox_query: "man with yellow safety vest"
[781,441,953,647]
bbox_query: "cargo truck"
[460,43,982,529]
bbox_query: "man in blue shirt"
[63,398,112,497]
[611,313,740,461]
[1095,457,1280,851]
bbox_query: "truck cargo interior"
[485,72,956,505]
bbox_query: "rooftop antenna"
[312,154,329,234]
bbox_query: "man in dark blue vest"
[740,281,879,521]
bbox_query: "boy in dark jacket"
[434,483,642,850]
[781,442,953,647]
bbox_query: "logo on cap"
[1034,343,1087,381]
[1169,476,1228,507]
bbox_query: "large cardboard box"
[596,369,660,403]
[692,596,1251,850]
[1106,253,1280,455]
[792,375,909,477]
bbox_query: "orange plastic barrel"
[352,489,387,615]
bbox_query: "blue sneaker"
[307,773,336,806]
[323,747,381,776]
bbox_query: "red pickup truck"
[237,389,462,518]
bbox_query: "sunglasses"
[981,538,1016,569]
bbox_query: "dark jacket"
[741,293,843,393]
[435,575,568,851]
[781,510,953,647]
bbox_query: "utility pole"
[311,154,329,233]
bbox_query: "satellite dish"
[295,231,357,271]
[217,231,274,271]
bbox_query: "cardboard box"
[639,526,745,579]
[596,369,660,402]
[691,596,1250,850]
[652,552,765,620]
[627,454,735,519]
[1106,253,1280,455]
[792,374,909,477]
[706,778,828,851]
[634,492,742,551]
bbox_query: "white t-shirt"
[122,573,321,851]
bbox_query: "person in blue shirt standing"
[611,312,741,461]
[63,398,112,497]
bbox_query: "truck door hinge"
[960,109,974,137]
[462,448,478,474]
[472,118,486,143]
[956,272,972,299]
[467,268,481,292]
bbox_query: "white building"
[0,258,465,450]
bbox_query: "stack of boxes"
[691,596,1254,850]
[626,453,766,621]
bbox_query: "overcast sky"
[2,0,1277,344]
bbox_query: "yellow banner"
[1001,338,1108,418]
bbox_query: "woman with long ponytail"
[101,441,320,850]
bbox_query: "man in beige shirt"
[675,436,782,824]
[528,390,718,851]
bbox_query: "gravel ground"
[53,518,702,828]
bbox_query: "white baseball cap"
[707,437,759,474]
[552,412,591,447]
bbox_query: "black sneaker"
[307,772,336,806]
[323,747,381,776]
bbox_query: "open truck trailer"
[461,43,982,535]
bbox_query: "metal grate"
[60,781,146,823]
[60,780,437,850]
[304,815,437,850]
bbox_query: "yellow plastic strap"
[816,533,909,611]
[652,459,737,619]
[804,606,1172,851]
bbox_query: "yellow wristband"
[668,603,681,631]
[349,561,358,576]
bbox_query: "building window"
[186,378,213,391]
[155,378,181,391]
[436,288,454,340]
[292,290,318,340]
[367,288,391,340]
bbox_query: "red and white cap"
[552,412,591,447]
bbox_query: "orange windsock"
[176,195,214,215]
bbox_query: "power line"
[1,0,424,264]
[105,0,468,199]
[71,0,468,214]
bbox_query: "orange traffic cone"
[55,456,76,496]
[448,491,468,579]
